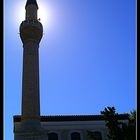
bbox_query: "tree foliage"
[87,107,136,140]
[101,106,136,140]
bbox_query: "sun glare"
[14,1,53,30]
[38,2,52,28]
[14,1,25,26]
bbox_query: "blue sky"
[4,0,136,140]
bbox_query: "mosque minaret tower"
[20,0,42,128]
[14,0,46,139]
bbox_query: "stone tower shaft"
[19,0,43,129]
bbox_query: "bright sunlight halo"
[14,1,53,30]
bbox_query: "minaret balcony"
[20,20,43,44]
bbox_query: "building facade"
[14,114,129,140]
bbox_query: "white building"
[14,114,129,140]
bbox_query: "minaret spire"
[25,0,38,8]
[25,0,39,20]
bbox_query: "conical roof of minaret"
[25,0,38,8]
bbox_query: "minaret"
[15,0,43,136]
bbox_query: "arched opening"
[71,132,81,140]
[48,132,58,140]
